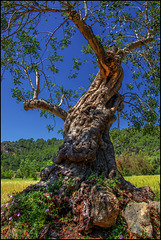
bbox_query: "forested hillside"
[1,126,160,178]
[110,126,160,155]
[110,126,160,176]
[1,138,63,179]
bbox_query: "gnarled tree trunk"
[23,44,155,238]
[57,54,124,179]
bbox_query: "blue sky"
[1,63,130,142]
[1,2,147,142]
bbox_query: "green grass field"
[124,174,160,201]
[1,178,40,204]
[1,175,160,204]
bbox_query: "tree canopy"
[1,1,160,131]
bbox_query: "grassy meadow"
[1,175,160,204]
[1,178,40,204]
[124,174,160,201]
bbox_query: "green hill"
[110,125,160,155]
[1,126,160,177]
[1,138,63,174]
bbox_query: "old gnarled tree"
[1,0,160,235]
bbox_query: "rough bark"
[57,55,124,177]
[2,4,159,238]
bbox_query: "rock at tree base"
[18,162,158,238]
[90,184,119,228]
[123,202,153,238]
[132,186,155,202]
[148,200,160,215]
[70,182,120,232]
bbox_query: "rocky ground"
[1,213,160,239]
[1,163,160,239]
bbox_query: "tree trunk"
[57,55,124,177]
[23,55,155,235]
[28,54,138,194]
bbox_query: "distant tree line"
[110,126,160,176]
[1,138,63,179]
[1,126,160,179]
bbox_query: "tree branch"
[69,9,108,79]
[35,69,40,99]
[2,10,17,33]
[123,92,159,118]
[23,98,67,121]
[118,35,155,60]
[23,69,35,93]
[58,94,65,107]
[83,1,88,21]
[45,17,69,46]
[3,13,30,40]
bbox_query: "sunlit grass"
[124,175,160,201]
[1,178,40,204]
[1,175,160,204]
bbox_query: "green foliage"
[2,189,60,238]
[105,179,120,191]
[47,174,64,193]
[1,175,160,239]
[110,125,160,156]
[88,172,106,186]
[1,138,63,178]
[1,125,160,178]
[1,1,160,129]
[19,159,31,178]
[110,125,160,176]
[106,214,129,239]
[87,172,120,190]
[149,153,160,174]
[47,175,76,197]
[65,177,77,197]
[116,151,155,176]
[1,174,75,239]
[2,169,15,179]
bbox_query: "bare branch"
[24,6,70,14]
[58,1,71,8]
[90,19,97,27]
[83,1,88,21]
[45,17,69,47]
[145,1,151,37]
[2,59,36,94]
[118,35,155,60]
[24,69,35,93]
[123,92,159,118]
[2,10,17,33]
[35,70,40,99]
[38,69,52,100]
[3,13,30,40]
[36,58,49,66]
[73,1,79,7]
[64,95,70,108]
[9,62,35,91]
[124,100,149,121]
[23,98,67,121]
[58,94,65,107]
[124,100,158,124]
[10,62,35,92]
